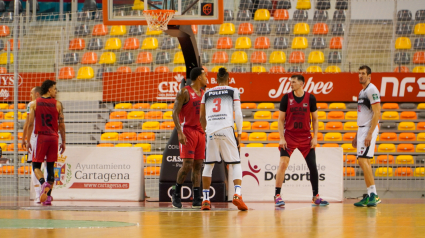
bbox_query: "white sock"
[203,189,209,201]
[367,185,377,196]
[234,185,241,195]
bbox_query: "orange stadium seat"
[19,166,32,175]
[289,51,305,63]
[160,121,175,130]
[268,132,280,141]
[252,121,269,130]
[270,66,285,73]
[4,39,20,50]
[8,104,25,109]
[272,111,279,119]
[1,165,14,174]
[7,143,25,152]
[330,37,343,49]
[316,132,323,141]
[0,25,10,36]
[394,167,413,177]
[316,103,328,109]
[136,52,153,64]
[105,122,123,130]
[382,103,399,109]
[211,51,229,63]
[81,52,98,64]
[400,111,417,119]
[397,143,415,152]
[123,38,140,50]
[0,112,4,120]
[377,155,394,164]
[133,103,150,109]
[241,103,256,109]
[251,51,267,63]
[344,155,357,164]
[236,132,248,141]
[168,103,174,109]
[325,122,343,130]
[117,66,131,73]
[313,23,328,35]
[137,132,155,141]
[217,37,233,49]
[323,143,339,148]
[110,111,127,119]
[145,111,163,119]
[119,132,137,141]
[394,66,410,72]
[69,38,85,50]
[135,66,150,72]
[399,132,415,141]
[155,66,170,72]
[343,167,355,176]
[266,144,279,147]
[327,111,344,119]
[413,51,425,64]
[418,122,425,130]
[274,9,289,20]
[254,37,270,49]
[380,132,397,141]
[238,23,253,35]
[144,167,160,176]
[92,24,108,36]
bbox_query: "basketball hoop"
[143,10,175,31]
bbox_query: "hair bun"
[218,67,227,76]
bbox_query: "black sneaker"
[171,186,182,208]
[192,196,202,209]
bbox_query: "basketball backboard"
[102,0,223,25]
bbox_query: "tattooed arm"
[172,87,189,145]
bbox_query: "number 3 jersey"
[201,86,242,134]
[35,97,59,137]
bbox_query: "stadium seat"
[344,155,357,164]
[231,51,248,64]
[127,25,144,36]
[328,51,342,63]
[414,168,425,177]
[144,167,160,176]
[122,38,140,50]
[216,37,232,49]
[156,52,171,64]
[327,111,344,119]
[105,122,123,130]
[201,25,217,35]
[276,23,290,35]
[115,103,132,109]
[69,38,85,50]
[142,121,160,130]
[92,24,108,36]
[136,52,153,64]
[211,66,226,73]
[249,132,267,141]
[375,167,393,177]
[324,132,342,141]
[252,121,269,130]
[150,103,167,109]
[101,132,119,141]
[146,155,162,164]
[414,23,425,35]
[345,111,357,120]
[258,103,274,109]
[256,22,271,35]
[110,111,127,119]
[251,51,267,63]
[382,103,398,109]
[325,122,343,130]
[398,122,415,130]
[163,111,173,120]
[317,122,325,130]
[418,103,425,110]
[137,132,155,141]
[145,111,162,120]
[118,52,134,64]
[270,122,278,130]
[289,51,305,63]
[0,122,13,130]
[394,167,413,177]
[0,53,13,64]
[58,67,75,79]
[397,9,412,21]
[0,132,11,140]
[400,111,417,119]
[330,37,343,49]
[377,144,396,153]
[308,51,325,63]
[394,52,410,64]
[317,103,328,109]
[76,67,94,79]
[4,112,21,120]
[393,66,410,72]
[160,121,175,130]
[292,37,308,49]
[247,143,264,147]
[329,103,346,109]
[344,122,358,130]
[254,37,270,49]
[241,103,257,109]
[75,24,89,36]
[418,133,425,141]
[343,167,355,177]
[80,51,98,65]
[134,144,151,152]
[413,52,425,64]
[254,9,270,21]
[236,132,248,141]
[224,9,234,21]
[99,52,116,64]
[341,143,356,152]
[250,65,266,72]
[416,9,425,20]
[376,155,394,164]
[212,52,229,63]
[382,111,399,120]
[270,66,285,73]
[172,66,185,72]
[417,144,425,152]
[317,111,326,119]
[219,23,235,35]
[110,25,126,36]
[1,165,15,174]
[273,37,289,49]
[274,9,289,20]
[396,23,412,35]
[333,10,346,21]
[117,66,131,73]
[238,121,250,130]
[396,155,414,164]
[238,23,253,35]
[127,111,145,119]
[254,111,272,119]
[146,28,162,35]
[413,38,425,50]
[142,37,158,50]
[135,66,150,72]
[380,132,397,141]
[313,23,328,35]
[269,51,286,63]
[342,133,356,141]
[293,10,308,21]
[413,66,425,72]
[98,143,115,147]
[294,23,310,35]
[397,143,414,152]
[173,52,185,64]
[0,25,10,37]
[306,66,322,73]
[115,143,132,147]
[311,37,326,49]
[268,132,280,141]
[395,37,412,49]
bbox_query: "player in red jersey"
[275,75,329,207]
[26,80,66,205]
[171,67,207,209]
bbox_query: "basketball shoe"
[171,186,182,208]
[274,194,285,207]
[201,200,211,210]
[43,196,52,205]
[39,182,51,203]
[232,194,248,211]
[354,194,369,207]
[367,193,381,207]
[192,196,202,209]
[312,194,329,206]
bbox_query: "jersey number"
[294,122,303,129]
[212,98,221,112]
[41,114,53,127]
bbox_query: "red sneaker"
[201,200,211,210]
[43,196,52,205]
[232,194,248,211]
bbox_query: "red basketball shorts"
[33,134,59,163]
[179,128,205,160]
[279,132,313,159]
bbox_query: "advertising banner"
[0,73,55,101]
[228,147,343,202]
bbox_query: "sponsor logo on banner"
[167,186,216,199]
[0,89,10,99]
[269,77,334,99]
[0,74,23,88]
[54,155,72,189]
[166,156,182,162]
[380,76,425,97]
[242,160,261,185]
[156,74,184,100]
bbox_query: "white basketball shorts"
[205,127,240,164]
[357,125,379,159]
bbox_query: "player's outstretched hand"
[279,139,287,150]
[59,143,66,154]
[178,132,187,145]
[310,137,317,149]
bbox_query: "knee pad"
[46,162,55,182]
[32,162,42,171]
[232,163,242,181]
[202,164,214,177]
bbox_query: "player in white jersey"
[22,86,46,203]
[199,68,247,211]
[352,65,382,207]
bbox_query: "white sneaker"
[35,197,41,203]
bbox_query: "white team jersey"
[357,83,381,127]
[27,101,35,137]
[201,86,240,134]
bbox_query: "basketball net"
[143,10,175,31]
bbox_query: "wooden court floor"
[0,199,425,238]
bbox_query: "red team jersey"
[284,91,311,138]
[178,86,205,159]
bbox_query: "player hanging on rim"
[171,67,207,209]
[353,65,382,207]
[22,86,47,203]
[275,75,329,207]
[26,80,66,205]
[199,68,248,211]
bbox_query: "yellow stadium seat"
[382,111,399,120]
[294,23,310,35]
[306,66,322,73]
[329,103,346,109]
[211,66,226,72]
[134,143,151,152]
[417,144,425,152]
[127,111,145,119]
[308,51,325,63]
[173,51,185,64]
[235,37,252,49]
[419,103,425,109]
[254,9,270,21]
[318,121,324,130]
[395,37,411,49]
[115,103,132,109]
[76,67,94,79]
[324,133,342,141]
[269,51,286,63]
[242,121,251,130]
[257,103,274,109]
[414,168,425,177]
[271,121,279,130]
[0,103,8,109]
[0,53,13,64]
[163,111,172,120]
[292,37,308,49]
[317,111,326,119]
[377,143,396,152]
[412,66,425,73]
[249,132,267,141]
[414,23,425,35]
[325,66,341,73]
[219,23,235,35]
[344,122,358,130]
[254,111,272,119]
[101,132,119,141]
[296,0,311,9]
[134,103,150,109]
[115,143,132,147]
[247,143,264,147]
[231,51,248,64]
[142,37,158,50]
[398,122,415,130]
[22,113,27,120]
[110,25,126,36]
[0,143,7,151]
[396,155,414,164]
[132,0,144,10]
[150,103,167,109]
[345,111,357,120]
[5,112,21,120]
[0,132,12,140]
[252,66,266,72]
[104,38,122,50]
[375,167,393,177]
[146,28,162,35]
[99,52,116,64]
[341,143,356,153]
[142,121,160,130]
[418,133,425,141]
[147,155,163,164]
[173,66,186,72]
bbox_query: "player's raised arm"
[172,87,189,145]
[57,101,66,154]
[200,93,207,133]
[26,103,36,152]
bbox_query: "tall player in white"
[353,65,382,207]
[22,86,46,203]
[200,68,247,211]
